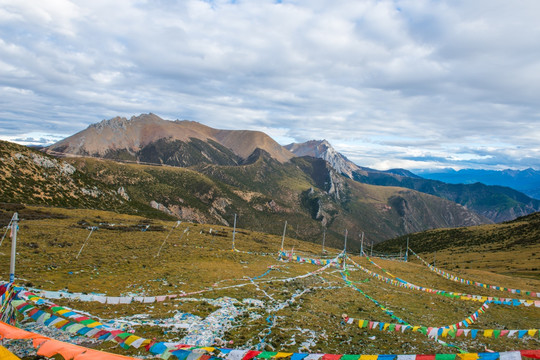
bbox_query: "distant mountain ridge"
[417,168,540,200]
[287,140,540,223]
[47,113,294,165]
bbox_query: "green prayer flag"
[258,352,278,359]
[435,354,456,360]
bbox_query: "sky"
[1,0,540,171]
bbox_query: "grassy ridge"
[374,212,540,279]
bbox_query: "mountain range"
[285,139,540,223]
[2,138,487,248]
[416,168,540,200]
[2,113,537,247]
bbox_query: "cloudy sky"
[1,0,539,171]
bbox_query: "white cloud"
[0,0,539,170]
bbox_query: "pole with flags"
[9,213,19,283]
[232,213,237,250]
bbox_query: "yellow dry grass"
[1,206,539,357]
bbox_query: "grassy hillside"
[374,212,540,279]
[353,171,540,223]
[1,205,538,358]
[0,140,171,220]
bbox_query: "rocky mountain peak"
[285,139,360,178]
[90,116,130,132]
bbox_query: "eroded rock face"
[117,186,130,201]
[150,200,174,216]
[168,205,209,224]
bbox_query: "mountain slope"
[287,140,540,223]
[47,113,295,164]
[375,211,540,278]
[64,148,487,245]
[192,153,488,243]
[2,205,538,356]
[0,140,165,218]
[353,171,540,223]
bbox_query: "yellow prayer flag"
[458,353,479,360]
[412,326,421,332]
[200,347,215,352]
[484,330,493,338]
[140,339,152,347]
[86,321,103,328]
[527,329,537,337]
[275,352,293,358]
[441,329,450,338]
[358,320,367,328]
[124,335,141,346]
[53,320,69,328]
[360,355,378,360]
[0,345,21,360]
[383,323,390,331]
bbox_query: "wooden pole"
[156,221,180,257]
[232,213,237,250]
[9,212,18,283]
[76,226,96,260]
[405,237,409,262]
[322,228,326,252]
[281,220,287,250]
